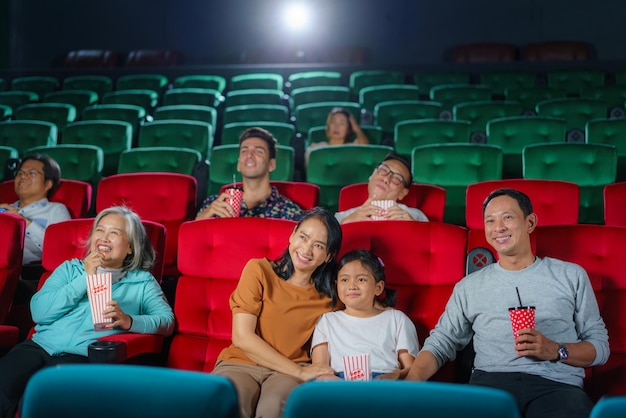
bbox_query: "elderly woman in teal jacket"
[0,206,175,418]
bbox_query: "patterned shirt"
[198,186,303,221]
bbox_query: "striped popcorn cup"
[371,200,395,220]
[342,353,371,381]
[87,272,112,331]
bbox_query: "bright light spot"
[284,3,309,31]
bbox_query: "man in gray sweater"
[406,188,609,418]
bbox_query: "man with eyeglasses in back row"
[0,154,70,264]
[334,153,428,224]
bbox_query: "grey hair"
[88,206,155,271]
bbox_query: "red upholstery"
[96,173,197,278]
[465,179,579,258]
[453,43,518,63]
[534,225,626,400]
[169,217,297,372]
[0,324,19,349]
[126,49,180,67]
[0,213,26,323]
[0,179,93,219]
[338,183,446,222]
[524,41,590,61]
[27,218,167,359]
[604,182,626,226]
[339,220,467,381]
[220,181,320,210]
[64,49,119,68]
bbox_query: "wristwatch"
[553,343,569,362]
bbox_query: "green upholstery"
[20,364,239,418]
[287,71,342,90]
[349,70,405,97]
[154,104,217,128]
[63,120,132,176]
[480,70,537,96]
[0,104,12,120]
[546,69,605,95]
[523,143,617,224]
[293,101,360,136]
[10,76,58,98]
[535,98,608,142]
[589,396,626,418]
[15,103,77,133]
[223,104,289,125]
[289,86,351,112]
[138,119,213,160]
[580,85,626,116]
[173,74,227,93]
[0,120,57,155]
[0,91,39,112]
[0,146,18,181]
[44,90,99,115]
[208,144,294,195]
[224,88,286,108]
[221,121,294,146]
[116,74,169,95]
[283,381,520,418]
[374,100,443,137]
[0,78,5,91]
[62,75,113,98]
[163,88,223,108]
[306,144,393,212]
[487,116,567,179]
[429,84,492,114]
[453,100,524,143]
[395,119,471,158]
[118,146,201,175]
[83,104,146,145]
[25,144,104,188]
[586,118,626,181]
[412,143,503,225]
[505,87,568,114]
[359,84,420,113]
[306,125,383,146]
[230,73,284,91]
[103,89,159,114]
[413,72,470,94]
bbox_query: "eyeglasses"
[15,170,43,179]
[375,163,407,187]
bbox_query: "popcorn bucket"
[87,272,112,331]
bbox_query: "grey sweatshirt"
[422,256,609,388]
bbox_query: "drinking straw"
[233,174,236,189]
[515,287,523,307]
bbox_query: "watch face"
[558,345,569,360]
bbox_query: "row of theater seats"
[63,49,181,68]
[2,208,625,402]
[3,175,626,280]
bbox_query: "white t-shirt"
[312,309,419,374]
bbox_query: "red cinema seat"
[465,179,579,259]
[220,180,320,210]
[24,218,167,360]
[534,224,626,401]
[0,179,92,219]
[603,182,626,227]
[339,220,467,381]
[0,213,26,349]
[64,49,119,68]
[168,217,297,372]
[338,183,446,222]
[96,173,197,278]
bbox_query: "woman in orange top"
[212,207,342,418]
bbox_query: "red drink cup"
[508,306,535,345]
[224,187,243,217]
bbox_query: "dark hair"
[382,152,413,186]
[17,154,62,198]
[238,127,277,159]
[482,188,533,217]
[325,107,355,143]
[86,206,155,271]
[272,207,342,301]
[337,249,397,308]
